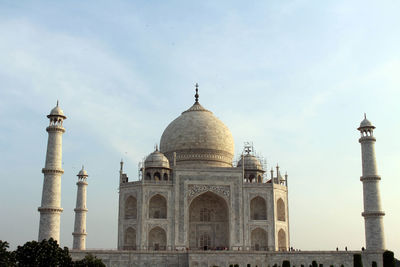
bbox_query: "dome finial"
[57,100,59,107]
[364,112,366,119]
[195,83,199,103]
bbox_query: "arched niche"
[251,228,267,251]
[148,226,166,250]
[189,191,229,249]
[154,172,161,181]
[124,227,136,250]
[250,196,267,220]
[149,194,167,219]
[277,198,285,221]
[278,229,286,251]
[125,196,137,219]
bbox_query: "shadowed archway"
[189,191,229,250]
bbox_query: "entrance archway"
[189,191,229,250]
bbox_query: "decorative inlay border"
[148,191,168,200]
[249,224,268,232]
[187,184,230,203]
[148,223,168,232]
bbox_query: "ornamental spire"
[195,83,199,103]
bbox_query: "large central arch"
[189,191,229,250]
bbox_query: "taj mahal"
[37,85,386,266]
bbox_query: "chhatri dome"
[359,113,375,129]
[145,146,170,169]
[160,84,234,167]
[237,154,263,171]
[48,100,66,119]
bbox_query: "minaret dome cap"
[358,114,375,130]
[48,101,66,119]
[77,166,88,177]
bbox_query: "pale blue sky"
[0,0,399,256]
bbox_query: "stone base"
[70,250,383,267]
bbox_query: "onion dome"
[47,101,66,119]
[237,154,263,171]
[160,99,234,167]
[145,147,170,168]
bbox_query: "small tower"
[358,114,385,250]
[237,143,265,183]
[38,101,66,242]
[72,166,89,250]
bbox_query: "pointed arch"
[124,227,136,250]
[249,174,255,183]
[148,226,166,250]
[125,196,137,219]
[278,229,286,251]
[250,196,267,220]
[277,198,285,221]
[189,191,229,249]
[145,172,151,180]
[251,228,268,251]
[149,194,167,219]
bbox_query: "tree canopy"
[0,239,105,267]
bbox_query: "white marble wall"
[73,180,88,250]
[359,135,385,250]
[38,125,65,242]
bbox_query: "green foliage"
[283,260,290,267]
[15,238,72,267]
[383,251,395,267]
[353,253,363,267]
[0,240,15,266]
[395,258,400,267]
[73,253,105,267]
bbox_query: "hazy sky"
[0,0,399,256]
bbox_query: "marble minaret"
[72,166,89,250]
[38,101,66,242]
[358,114,385,250]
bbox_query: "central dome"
[160,102,234,167]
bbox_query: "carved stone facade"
[118,167,289,252]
